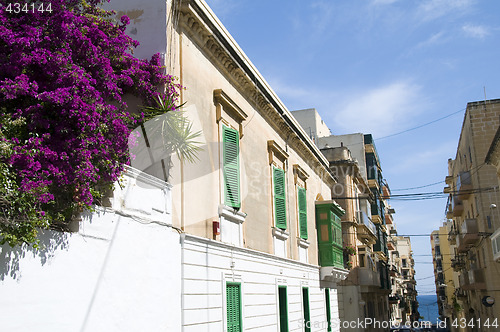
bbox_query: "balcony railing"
[451,257,465,271]
[356,210,376,237]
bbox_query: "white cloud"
[331,81,423,137]
[415,31,446,49]
[416,0,475,21]
[462,24,490,39]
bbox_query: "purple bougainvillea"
[0,0,181,245]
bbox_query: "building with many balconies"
[444,99,500,329]
[291,109,413,330]
[431,221,462,328]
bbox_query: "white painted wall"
[182,235,339,332]
[0,167,181,332]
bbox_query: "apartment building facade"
[444,99,500,331]
[431,221,463,329]
[2,0,351,331]
[291,109,415,330]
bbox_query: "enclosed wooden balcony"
[464,268,486,290]
[452,195,464,216]
[457,219,480,252]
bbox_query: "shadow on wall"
[0,222,72,281]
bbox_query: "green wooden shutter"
[302,287,311,332]
[226,283,242,332]
[298,187,307,239]
[223,126,240,208]
[273,167,287,229]
[325,289,332,332]
[278,286,289,332]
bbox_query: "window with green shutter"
[223,126,240,209]
[298,186,307,239]
[226,282,242,332]
[302,287,311,332]
[273,167,287,229]
[325,289,332,332]
[278,286,289,332]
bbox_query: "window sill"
[272,227,289,241]
[297,238,310,249]
[218,205,246,224]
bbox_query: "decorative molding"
[267,140,289,165]
[293,164,309,185]
[178,2,336,186]
[214,89,248,137]
[320,266,349,283]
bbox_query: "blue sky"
[204,0,500,295]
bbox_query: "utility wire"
[376,108,465,141]
[334,186,497,201]
[387,157,484,192]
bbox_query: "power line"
[333,186,497,201]
[391,162,485,192]
[376,108,465,141]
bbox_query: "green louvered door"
[325,289,332,332]
[223,126,240,209]
[298,187,307,239]
[302,287,311,332]
[226,283,242,332]
[273,167,287,229]
[278,286,289,332]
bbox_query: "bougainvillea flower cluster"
[0,0,181,246]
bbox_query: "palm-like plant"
[136,93,202,181]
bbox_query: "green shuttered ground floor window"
[278,286,289,332]
[325,288,332,332]
[302,287,311,332]
[226,282,242,332]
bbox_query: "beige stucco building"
[115,0,352,331]
[431,221,462,329]
[292,109,419,330]
[444,99,500,331]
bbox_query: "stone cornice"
[178,0,336,187]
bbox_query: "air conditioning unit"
[491,229,500,263]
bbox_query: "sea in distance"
[418,295,440,324]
